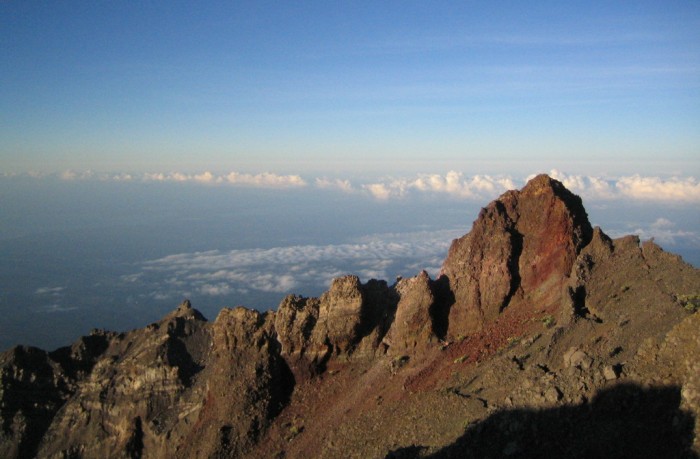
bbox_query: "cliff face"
[440,174,593,337]
[1,175,699,458]
[26,301,210,458]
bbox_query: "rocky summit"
[2,174,699,458]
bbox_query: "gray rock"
[564,348,593,370]
[603,365,619,380]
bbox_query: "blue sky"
[2,1,699,176]
[2,2,700,350]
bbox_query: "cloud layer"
[33,285,77,312]
[6,169,700,202]
[142,170,307,187]
[363,171,517,200]
[124,229,462,304]
[546,170,700,202]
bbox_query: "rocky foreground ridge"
[2,174,699,458]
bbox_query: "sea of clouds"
[122,229,461,305]
[7,168,700,202]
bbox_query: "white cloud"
[128,229,462,302]
[132,170,308,188]
[171,172,190,182]
[628,217,699,246]
[364,182,395,200]
[142,171,192,182]
[33,287,75,313]
[546,169,616,199]
[109,172,134,181]
[615,175,700,201]
[315,177,355,192]
[543,170,700,202]
[150,291,173,301]
[223,171,307,187]
[35,286,65,296]
[120,273,143,283]
[363,171,516,200]
[651,217,674,230]
[200,283,232,296]
[142,234,455,272]
[60,170,96,181]
[40,304,78,313]
[190,270,298,294]
[193,171,220,183]
[143,172,167,181]
[17,168,700,202]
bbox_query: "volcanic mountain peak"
[440,173,594,337]
[2,174,699,458]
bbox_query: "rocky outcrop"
[177,307,292,458]
[34,300,210,458]
[276,275,398,373]
[2,174,699,458]
[274,294,321,368]
[0,328,115,458]
[276,174,599,367]
[441,174,593,338]
[310,275,367,358]
[383,271,441,354]
[0,347,71,459]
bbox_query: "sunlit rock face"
[384,271,441,354]
[276,274,399,374]
[30,300,212,458]
[441,174,593,338]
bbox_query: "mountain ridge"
[1,174,699,458]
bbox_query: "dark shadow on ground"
[387,383,697,459]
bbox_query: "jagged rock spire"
[440,174,593,337]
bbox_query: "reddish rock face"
[513,175,592,299]
[441,174,592,338]
[439,201,517,335]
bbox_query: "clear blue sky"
[1,1,699,176]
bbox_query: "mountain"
[1,174,699,458]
